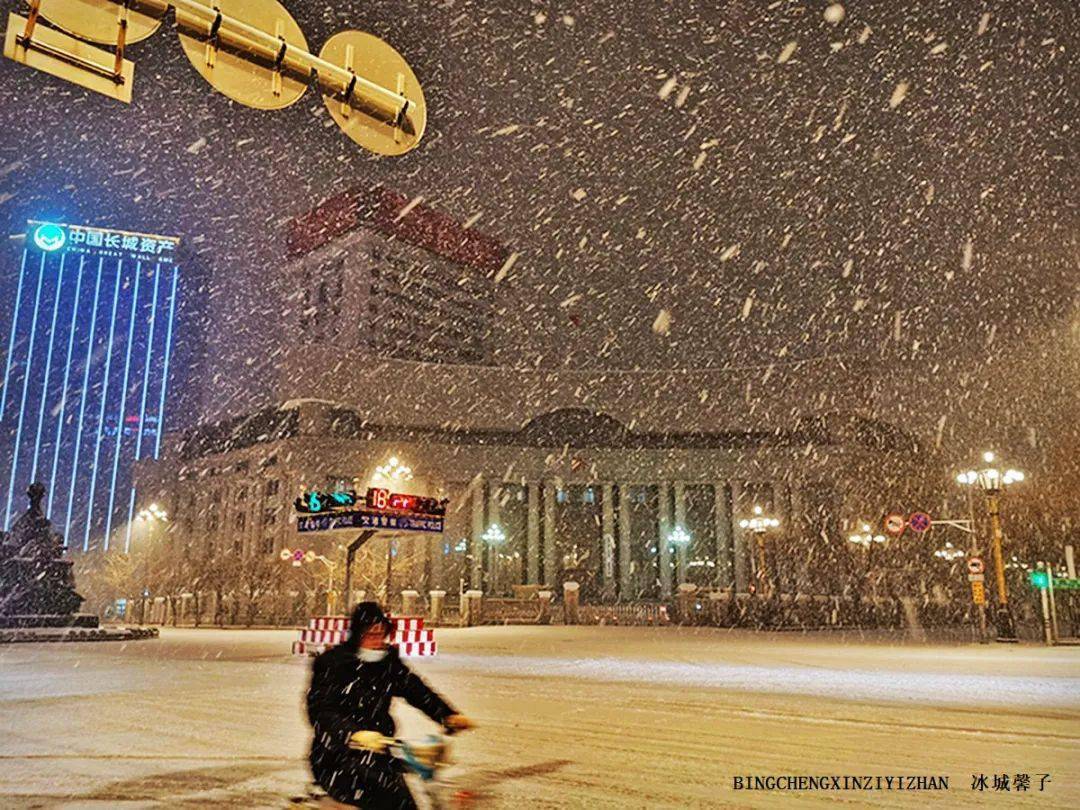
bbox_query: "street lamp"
[667,525,691,546]
[739,506,779,594]
[957,451,1024,641]
[375,455,413,481]
[482,524,506,545]
[848,523,887,547]
[482,524,506,595]
[933,541,965,561]
[132,502,168,554]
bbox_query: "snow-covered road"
[1,626,1077,808]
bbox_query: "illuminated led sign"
[294,490,358,514]
[33,222,66,252]
[27,220,179,263]
[366,487,446,516]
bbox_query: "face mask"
[358,647,387,663]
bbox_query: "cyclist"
[306,602,473,808]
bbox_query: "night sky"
[0,1,1077,493]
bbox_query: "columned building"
[131,191,930,601]
[135,397,923,601]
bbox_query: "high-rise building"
[0,220,184,552]
[284,187,505,366]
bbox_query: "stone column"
[401,589,420,615]
[542,483,557,586]
[526,483,540,584]
[617,485,633,599]
[673,481,688,584]
[658,482,672,598]
[461,589,483,627]
[563,581,580,625]
[538,589,553,624]
[487,483,501,594]
[676,582,697,624]
[789,485,810,594]
[714,483,734,590]
[429,590,446,625]
[601,482,616,596]
[470,480,485,590]
[731,481,748,593]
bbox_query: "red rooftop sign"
[286,187,507,272]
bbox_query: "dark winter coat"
[306,603,456,808]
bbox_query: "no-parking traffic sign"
[908,512,932,533]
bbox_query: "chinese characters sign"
[296,509,444,534]
[28,220,179,263]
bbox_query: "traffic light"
[1028,570,1049,589]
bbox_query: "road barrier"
[292,614,436,657]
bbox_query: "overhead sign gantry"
[4,0,426,155]
[294,485,447,603]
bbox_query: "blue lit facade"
[1,221,181,552]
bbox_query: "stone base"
[0,625,158,643]
[0,613,99,629]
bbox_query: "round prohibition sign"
[883,513,907,536]
[908,512,932,533]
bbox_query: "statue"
[0,482,85,619]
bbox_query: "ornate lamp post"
[848,523,886,548]
[957,451,1024,641]
[375,456,413,481]
[482,524,506,594]
[739,506,779,594]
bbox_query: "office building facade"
[0,220,183,551]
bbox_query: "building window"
[265,479,279,497]
[261,536,275,555]
[300,254,345,342]
[263,507,278,526]
[233,537,244,555]
[234,512,246,531]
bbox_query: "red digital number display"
[365,488,446,516]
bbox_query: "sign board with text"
[297,508,444,534]
[971,580,986,605]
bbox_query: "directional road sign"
[297,508,444,534]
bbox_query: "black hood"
[343,602,391,649]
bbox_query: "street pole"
[385,537,393,606]
[754,532,769,595]
[965,486,988,642]
[986,493,1016,640]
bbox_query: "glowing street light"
[482,524,506,545]
[848,523,887,547]
[667,525,692,546]
[739,506,779,594]
[137,502,168,522]
[375,455,413,481]
[957,450,1025,641]
[933,541,965,561]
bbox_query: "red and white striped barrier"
[293,615,435,657]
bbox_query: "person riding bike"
[306,602,473,808]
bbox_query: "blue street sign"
[297,508,444,534]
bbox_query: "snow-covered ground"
[1,627,1078,808]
